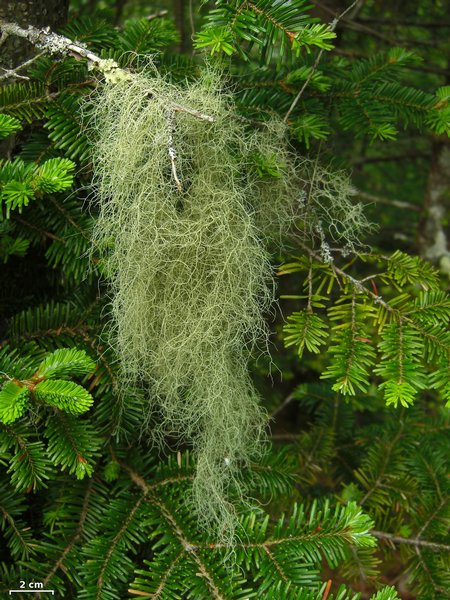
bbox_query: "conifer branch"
[129,549,183,598]
[1,323,92,346]
[416,498,446,540]
[263,545,289,583]
[96,495,147,599]
[414,453,444,503]
[41,476,97,590]
[47,197,90,240]
[153,497,226,599]
[359,420,405,505]
[0,503,35,557]
[413,545,446,595]
[117,458,150,493]
[114,456,193,492]
[295,240,394,314]
[203,529,366,549]
[11,214,66,242]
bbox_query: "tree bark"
[172,0,189,53]
[418,139,450,276]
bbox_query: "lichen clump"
[90,71,369,537]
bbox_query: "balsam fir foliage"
[0,2,449,598]
[0,347,97,479]
[279,250,450,407]
[194,0,336,63]
[0,114,76,265]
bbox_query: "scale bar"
[9,591,55,595]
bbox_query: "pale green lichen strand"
[89,71,370,538]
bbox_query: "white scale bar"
[9,592,55,595]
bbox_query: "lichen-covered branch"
[0,19,215,122]
[0,19,113,71]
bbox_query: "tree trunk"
[418,139,450,276]
[0,0,69,70]
[173,0,188,53]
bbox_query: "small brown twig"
[371,530,450,552]
[357,190,421,212]
[146,10,168,21]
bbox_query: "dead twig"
[0,50,46,81]
[284,0,362,122]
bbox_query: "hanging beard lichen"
[90,70,371,538]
